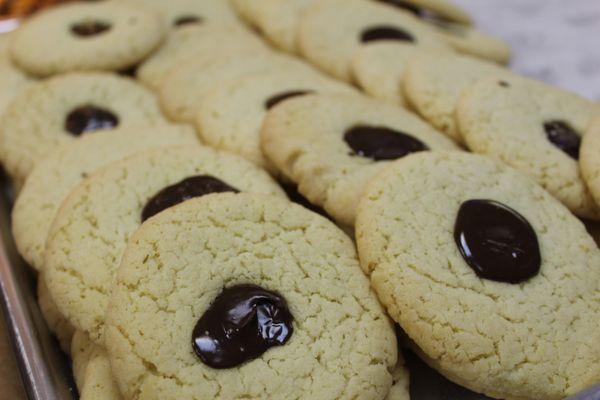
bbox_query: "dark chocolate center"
[141,175,239,222]
[192,284,294,369]
[361,25,415,43]
[544,120,581,160]
[70,20,111,37]
[454,199,541,284]
[64,105,118,136]
[344,125,428,161]
[174,15,203,26]
[264,90,313,110]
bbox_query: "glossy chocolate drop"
[264,90,313,110]
[174,15,203,26]
[344,125,428,161]
[70,20,111,37]
[361,26,415,43]
[64,105,118,136]
[192,284,294,369]
[141,175,239,222]
[544,120,581,159]
[454,199,541,284]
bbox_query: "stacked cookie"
[0,0,599,399]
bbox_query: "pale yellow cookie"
[137,23,268,90]
[261,93,459,226]
[356,151,600,400]
[44,146,286,344]
[105,193,398,399]
[159,52,319,124]
[299,0,448,82]
[0,34,34,116]
[10,1,165,77]
[373,0,472,26]
[433,22,511,64]
[71,331,122,400]
[197,71,355,172]
[403,51,512,142]
[0,72,166,186]
[458,76,600,220]
[12,125,198,271]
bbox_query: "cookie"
[10,1,165,77]
[37,279,75,355]
[123,0,238,29]
[229,0,262,27]
[457,76,600,219]
[403,51,511,142]
[252,0,315,54]
[105,192,398,399]
[356,151,600,400]
[580,117,600,209]
[159,52,320,124]
[0,34,34,116]
[352,42,431,106]
[71,331,122,400]
[432,22,511,65]
[298,0,449,82]
[44,145,286,344]
[584,220,600,248]
[12,125,198,271]
[196,71,355,171]
[387,360,410,400]
[0,72,166,186]
[261,93,459,226]
[137,23,268,90]
[373,0,471,26]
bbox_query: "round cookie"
[298,0,449,82]
[137,23,268,90]
[10,1,165,77]
[122,0,238,29]
[71,331,122,400]
[0,72,166,186]
[37,279,75,355]
[372,0,472,26]
[580,117,600,208]
[356,151,600,400]
[261,93,459,226]
[0,34,34,116]
[159,52,320,124]
[12,125,198,271]
[196,71,355,171]
[252,0,316,54]
[44,146,286,344]
[403,51,512,142]
[105,193,398,399]
[457,76,600,220]
[352,42,435,106]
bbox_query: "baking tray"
[1,172,600,400]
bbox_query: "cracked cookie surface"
[105,193,398,400]
[12,125,198,271]
[44,146,285,345]
[356,151,600,400]
[261,93,458,226]
[581,117,600,209]
[457,75,600,219]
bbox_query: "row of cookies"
[0,2,407,399]
[229,0,600,223]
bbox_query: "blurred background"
[453,0,600,101]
